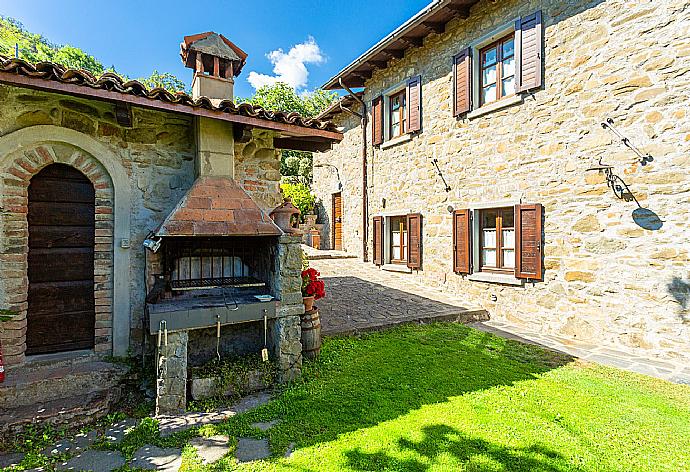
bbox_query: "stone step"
[0,359,127,408]
[0,389,120,437]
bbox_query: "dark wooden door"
[27,164,95,354]
[332,193,343,251]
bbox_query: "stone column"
[155,330,188,415]
[270,235,303,382]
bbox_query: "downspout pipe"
[339,78,368,262]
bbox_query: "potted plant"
[301,267,325,312]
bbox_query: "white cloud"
[247,37,325,90]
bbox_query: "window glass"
[480,34,517,106]
[479,207,515,271]
[389,216,407,263]
[389,91,406,139]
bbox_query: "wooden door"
[27,164,96,354]
[332,193,343,251]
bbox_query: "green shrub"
[280,182,316,221]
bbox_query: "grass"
[201,323,690,472]
[3,323,688,471]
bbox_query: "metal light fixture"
[601,118,653,166]
[313,163,343,191]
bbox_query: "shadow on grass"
[236,323,575,455]
[345,424,572,472]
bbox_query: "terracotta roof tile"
[157,176,282,237]
[0,55,337,133]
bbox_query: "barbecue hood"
[156,176,282,237]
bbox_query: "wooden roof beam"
[380,49,405,60]
[445,3,471,18]
[367,60,389,69]
[399,36,424,48]
[422,21,446,34]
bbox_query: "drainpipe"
[338,78,369,262]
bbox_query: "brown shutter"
[372,96,384,146]
[515,204,543,280]
[406,75,422,133]
[452,48,472,116]
[452,209,471,274]
[406,213,422,270]
[515,11,543,93]
[373,216,383,266]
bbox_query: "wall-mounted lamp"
[447,205,454,214]
[381,197,387,209]
[601,118,653,166]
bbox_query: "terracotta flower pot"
[303,296,315,312]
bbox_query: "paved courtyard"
[309,253,690,385]
[310,258,488,335]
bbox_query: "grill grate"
[169,276,266,290]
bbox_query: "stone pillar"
[270,235,304,382]
[156,331,188,415]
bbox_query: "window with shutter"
[373,216,384,266]
[452,209,471,274]
[406,76,422,133]
[514,203,543,280]
[372,96,384,146]
[406,213,422,270]
[515,11,543,93]
[452,48,472,116]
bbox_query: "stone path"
[0,391,276,471]
[311,259,488,335]
[312,257,690,385]
[158,391,272,436]
[471,320,690,384]
[190,435,230,464]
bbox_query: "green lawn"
[186,323,690,472]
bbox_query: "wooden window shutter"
[373,216,384,266]
[406,75,422,133]
[515,11,543,93]
[372,96,384,146]
[452,48,472,117]
[406,213,422,270]
[515,204,543,280]
[452,209,471,274]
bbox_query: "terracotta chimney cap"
[180,32,248,77]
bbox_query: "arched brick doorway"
[26,163,96,354]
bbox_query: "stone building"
[0,32,340,426]
[312,0,690,362]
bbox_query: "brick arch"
[0,126,132,366]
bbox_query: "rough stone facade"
[313,0,690,362]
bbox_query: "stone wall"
[312,0,690,361]
[0,86,196,365]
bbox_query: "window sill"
[466,94,523,120]
[467,271,523,286]
[380,133,412,149]
[381,264,412,274]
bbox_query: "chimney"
[180,32,247,104]
[181,32,249,178]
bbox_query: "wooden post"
[195,51,204,74]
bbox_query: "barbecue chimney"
[180,32,247,104]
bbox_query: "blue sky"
[3,0,430,97]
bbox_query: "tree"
[0,16,186,93]
[239,82,338,180]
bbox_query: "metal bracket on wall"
[586,157,639,206]
[601,118,653,166]
[431,158,451,192]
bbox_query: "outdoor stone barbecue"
[0,29,340,428]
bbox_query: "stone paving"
[311,256,690,385]
[311,259,488,335]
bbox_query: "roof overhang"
[0,57,342,151]
[316,91,364,121]
[323,0,480,90]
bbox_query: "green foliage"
[0,16,186,94]
[136,70,187,93]
[238,82,337,118]
[0,308,17,322]
[280,182,316,219]
[239,82,338,180]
